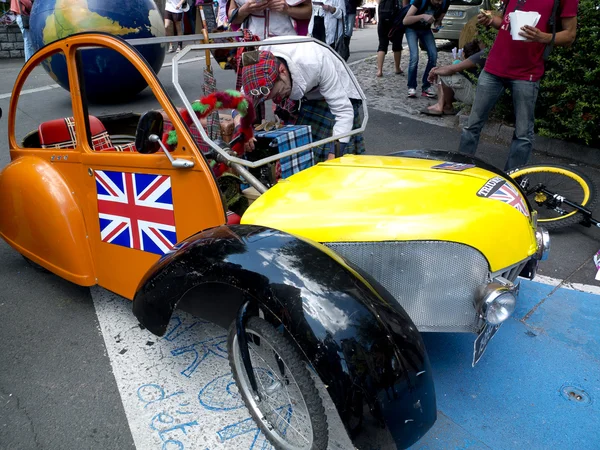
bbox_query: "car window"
[14,50,75,150]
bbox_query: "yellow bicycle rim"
[510,165,592,223]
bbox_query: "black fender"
[133,224,436,449]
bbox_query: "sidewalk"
[350,47,600,168]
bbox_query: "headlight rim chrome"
[535,227,550,261]
[479,277,518,325]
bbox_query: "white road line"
[0,83,60,100]
[0,56,205,100]
[532,274,600,295]
[91,286,352,450]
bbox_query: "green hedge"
[475,0,600,148]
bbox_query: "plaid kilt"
[294,99,365,162]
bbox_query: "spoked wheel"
[228,317,328,450]
[509,164,597,230]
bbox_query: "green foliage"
[469,0,600,148]
[536,0,600,147]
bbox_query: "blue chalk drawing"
[137,384,184,409]
[171,335,228,377]
[217,416,274,450]
[198,373,244,412]
[163,316,209,342]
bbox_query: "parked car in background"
[435,0,493,46]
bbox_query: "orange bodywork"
[0,34,226,300]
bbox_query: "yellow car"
[0,33,548,450]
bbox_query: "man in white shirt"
[239,39,364,161]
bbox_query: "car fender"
[133,224,436,448]
[0,156,95,285]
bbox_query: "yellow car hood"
[241,155,537,271]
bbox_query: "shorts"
[439,73,476,105]
[164,10,183,21]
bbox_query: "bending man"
[238,38,364,161]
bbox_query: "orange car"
[0,33,439,450]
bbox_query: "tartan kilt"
[294,99,365,162]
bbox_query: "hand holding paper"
[509,11,541,41]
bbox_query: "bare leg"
[428,81,454,113]
[441,83,455,112]
[165,19,174,52]
[428,83,445,113]
[394,50,403,74]
[175,20,183,50]
[376,51,385,77]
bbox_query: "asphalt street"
[0,26,599,450]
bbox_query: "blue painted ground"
[412,279,600,450]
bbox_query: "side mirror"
[135,110,164,154]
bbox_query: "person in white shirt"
[308,0,345,46]
[238,39,364,161]
[228,0,312,39]
[164,0,191,53]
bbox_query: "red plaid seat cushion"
[38,116,136,152]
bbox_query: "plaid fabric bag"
[253,125,314,179]
[294,99,365,162]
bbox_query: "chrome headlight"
[479,277,518,325]
[535,227,550,261]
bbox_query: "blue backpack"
[388,0,447,38]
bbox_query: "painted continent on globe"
[30,0,166,103]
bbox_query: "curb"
[457,111,600,168]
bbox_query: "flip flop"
[395,70,404,75]
[420,108,443,116]
[443,109,457,115]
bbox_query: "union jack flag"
[482,178,530,218]
[95,170,177,255]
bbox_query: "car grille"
[324,241,489,333]
[492,260,529,282]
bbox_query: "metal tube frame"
[163,35,368,170]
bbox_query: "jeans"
[405,27,436,91]
[459,70,540,171]
[345,13,356,37]
[16,15,34,62]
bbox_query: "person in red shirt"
[458,0,578,171]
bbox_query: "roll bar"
[129,34,368,171]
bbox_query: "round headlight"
[535,227,550,261]
[481,282,517,325]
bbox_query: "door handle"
[149,134,194,169]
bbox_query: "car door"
[67,35,226,300]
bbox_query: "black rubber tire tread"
[509,164,598,230]
[227,317,328,450]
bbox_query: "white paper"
[509,11,541,41]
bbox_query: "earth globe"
[30,0,166,103]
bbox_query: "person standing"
[375,0,405,77]
[343,0,359,51]
[10,0,34,62]
[309,0,345,47]
[164,0,190,53]
[458,0,579,171]
[228,0,313,40]
[402,0,449,97]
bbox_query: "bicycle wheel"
[509,164,597,230]
[228,317,328,450]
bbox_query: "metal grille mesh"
[324,241,490,332]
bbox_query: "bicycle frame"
[530,184,599,228]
